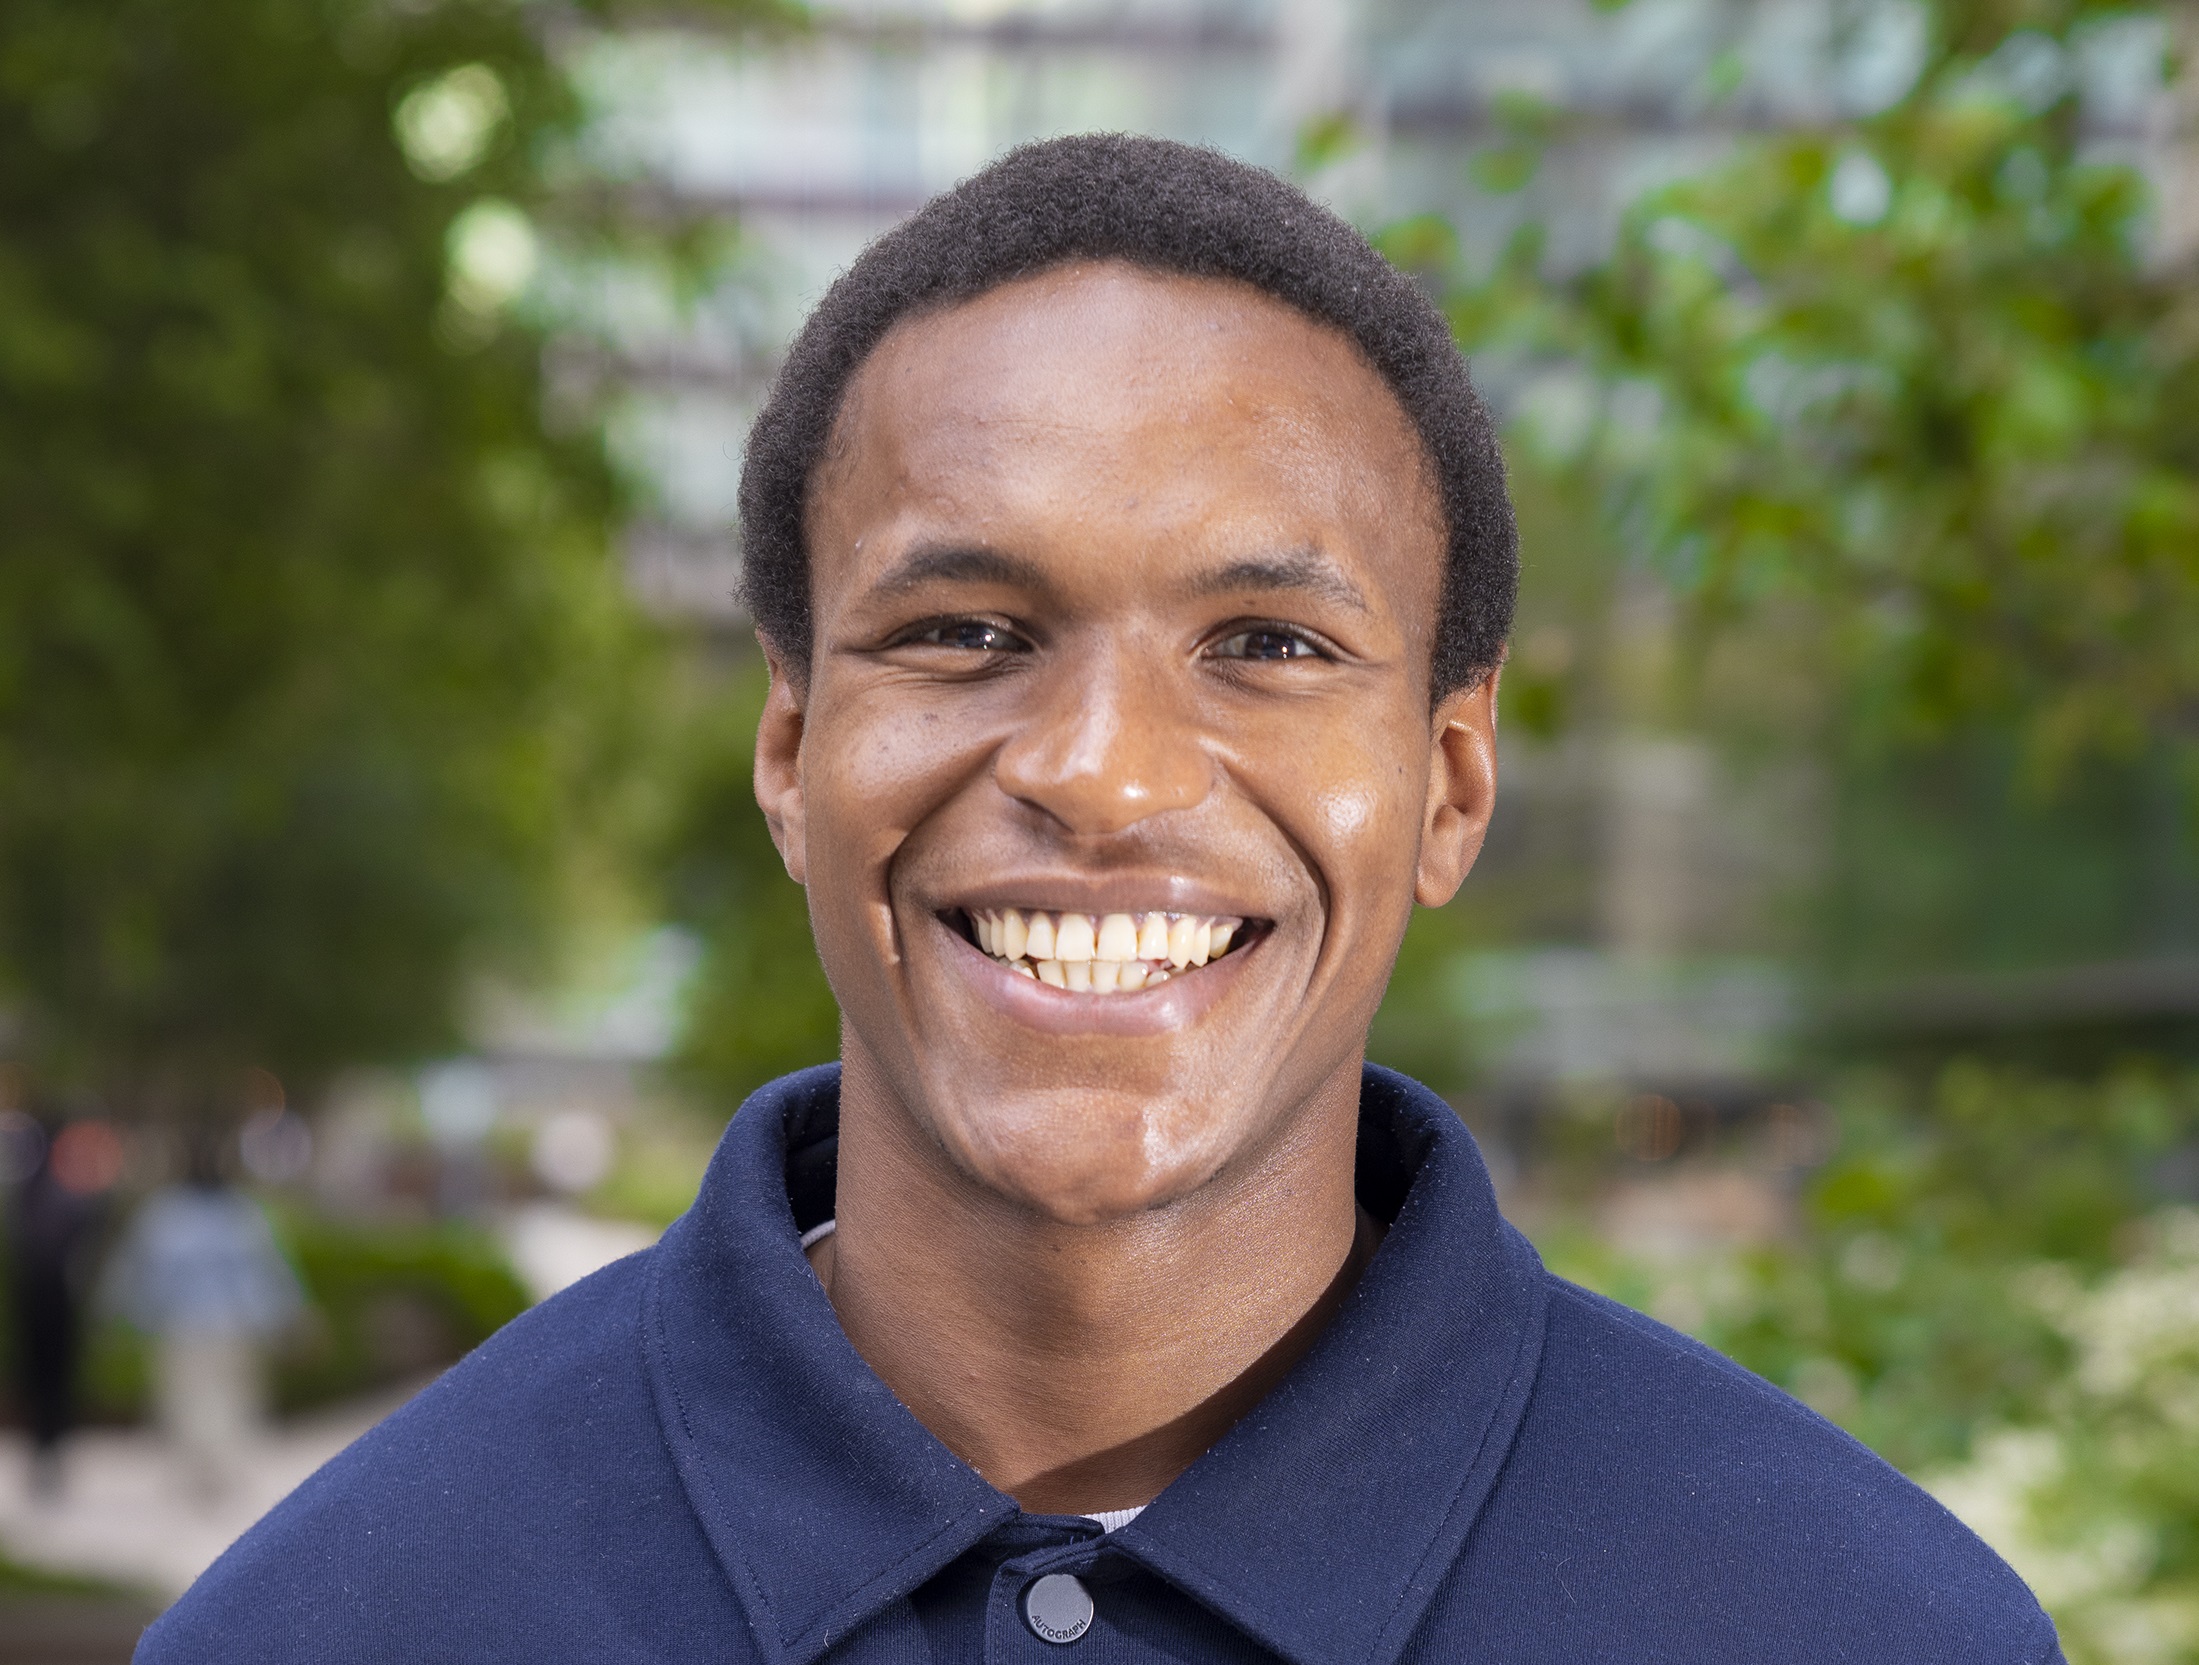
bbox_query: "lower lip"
[939,919,1259,1037]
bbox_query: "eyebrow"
[1186,550,1371,615]
[865,545,1056,600]
[862,542,1371,615]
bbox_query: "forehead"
[808,261,1445,639]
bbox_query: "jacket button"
[1022,1572,1094,1644]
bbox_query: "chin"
[934,1081,1247,1226]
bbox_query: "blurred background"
[2,0,2196,1657]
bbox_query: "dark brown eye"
[915,620,1026,653]
[1210,627,1323,662]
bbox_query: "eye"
[1208,625,1328,662]
[905,618,1029,653]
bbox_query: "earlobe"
[1414,666,1500,908]
[753,640,810,886]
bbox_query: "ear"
[1414,664,1500,908]
[753,637,809,885]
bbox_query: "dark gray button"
[1023,1572,1094,1644]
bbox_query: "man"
[104,1130,304,1498]
[141,136,2061,1664]
[6,1111,105,1496]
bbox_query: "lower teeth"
[1013,958,1170,992]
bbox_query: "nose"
[993,647,1212,836]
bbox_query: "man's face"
[759,261,1496,1224]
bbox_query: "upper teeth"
[969,908,1243,992]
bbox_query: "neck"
[813,1048,1375,1515]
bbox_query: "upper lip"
[938,873,1273,924]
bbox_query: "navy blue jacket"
[140,1065,2062,1664]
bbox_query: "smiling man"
[142,136,2060,1665]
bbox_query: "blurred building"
[590,0,1881,622]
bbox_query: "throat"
[810,1190,1380,1517]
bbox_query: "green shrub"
[1,1204,529,1426]
[1542,1061,2199,1663]
[269,1210,528,1413]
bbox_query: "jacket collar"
[643,1064,1548,1665]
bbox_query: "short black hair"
[737,133,1517,699]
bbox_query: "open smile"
[948,907,1265,995]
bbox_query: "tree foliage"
[0,0,662,1107]
[1436,0,2199,770]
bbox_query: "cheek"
[801,686,1000,931]
[1318,783,1377,844]
[1293,731,1426,924]
[811,693,973,830]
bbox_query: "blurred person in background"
[104,1128,302,1500]
[3,1110,117,1497]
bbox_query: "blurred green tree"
[1361,0,2199,1054]
[1435,0,2197,773]
[0,0,766,1113]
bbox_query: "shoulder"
[1417,1276,2062,1665]
[137,1248,752,1665]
